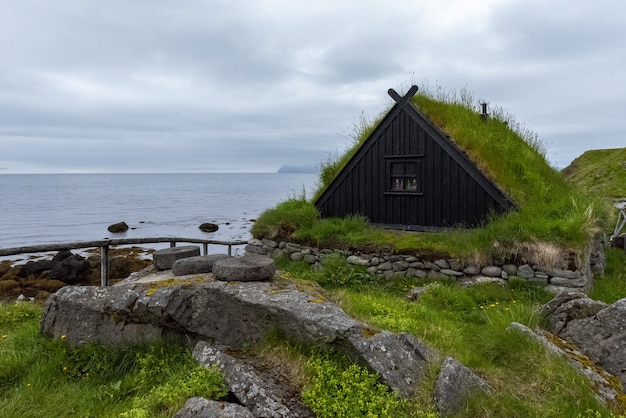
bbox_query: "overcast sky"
[1,0,624,174]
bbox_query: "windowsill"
[384,191,424,196]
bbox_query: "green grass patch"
[562,148,626,201]
[0,302,227,418]
[274,255,623,417]
[590,248,626,304]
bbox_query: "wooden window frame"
[384,155,424,195]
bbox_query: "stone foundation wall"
[245,238,606,294]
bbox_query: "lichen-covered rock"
[542,293,626,388]
[40,278,437,398]
[541,292,607,334]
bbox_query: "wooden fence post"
[101,245,109,287]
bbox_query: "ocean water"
[0,173,317,254]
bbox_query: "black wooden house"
[314,86,516,230]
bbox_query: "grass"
[562,148,626,201]
[253,83,610,264]
[0,302,227,418]
[274,252,626,417]
[3,250,626,417]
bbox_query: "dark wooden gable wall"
[314,86,516,230]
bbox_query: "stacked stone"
[245,238,594,293]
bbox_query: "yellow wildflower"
[60,335,66,340]
[1,335,7,339]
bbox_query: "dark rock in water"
[199,222,219,233]
[108,221,129,233]
[48,254,91,284]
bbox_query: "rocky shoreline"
[0,246,153,302]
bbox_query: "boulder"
[542,293,626,388]
[541,292,608,335]
[48,254,91,284]
[175,397,254,418]
[434,356,492,417]
[153,246,201,270]
[40,278,438,398]
[172,254,232,276]
[213,255,276,282]
[199,223,219,233]
[107,221,129,233]
[19,260,55,278]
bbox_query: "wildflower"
[1,335,7,339]
[479,306,484,309]
[60,335,66,340]
[26,383,31,387]
[505,307,511,311]
[63,366,68,372]
[495,301,500,305]
[489,304,496,308]
[513,300,517,303]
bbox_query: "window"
[390,161,421,192]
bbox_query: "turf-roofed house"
[315,85,517,230]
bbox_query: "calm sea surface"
[0,173,317,254]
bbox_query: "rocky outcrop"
[542,293,626,389]
[40,276,437,398]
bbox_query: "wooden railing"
[0,237,248,286]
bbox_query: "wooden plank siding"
[315,87,516,230]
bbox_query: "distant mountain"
[562,147,626,200]
[277,164,316,173]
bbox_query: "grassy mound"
[562,148,626,201]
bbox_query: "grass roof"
[255,86,609,262]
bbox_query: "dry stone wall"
[246,238,605,294]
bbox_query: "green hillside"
[562,147,626,200]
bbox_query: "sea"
[0,173,318,258]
